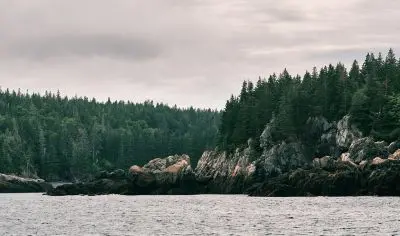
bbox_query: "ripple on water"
[0,194,400,235]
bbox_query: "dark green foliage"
[0,92,219,180]
[218,49,400,153]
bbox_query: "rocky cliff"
[47,116,400,196]
[194,115,400,196]
[195,146,255,193]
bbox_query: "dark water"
[1,193,399,235]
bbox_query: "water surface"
[0,193,399,235]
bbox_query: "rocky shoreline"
[0,174,52,193]
[46,115,400,197]
[3,115,399,197]
[46,148,400,197]
[247,160,400,197]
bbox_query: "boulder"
[371,157,388,165]
[313,156,335,169]
[340,153,351,162]
[129,165,144,174]
[339,152,358,168]
[388,141,400,154]
[130,154,195,191]
[388,149,400,161]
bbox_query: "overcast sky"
[0,0,399,109]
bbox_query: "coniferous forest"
[0,92,219,180]
[218,49,400,155]
[2,49,400,182]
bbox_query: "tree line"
[217,49,400,155]
[0,91,219,180]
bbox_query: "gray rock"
[260,142,308,176]
[336,115,362,150]
[388,141,400,154]
[194,141,257,194]
[133,154,193,185]
[260,118,276,149]
[313,156,335,169]
[195,148,254,181]
[0,173,51,193]
[307,116,333,135]
[349,137,387,163]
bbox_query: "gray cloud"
[0,0,400,109]
[3,34,162,60]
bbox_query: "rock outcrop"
[388,141,400,154]
[348,138,387,163]
[335,115,362,150]
[247,160,400,197]
[259,142,309,176]
[389,149,400,160]
[0,174,51,193]
[195,147,254,194]
[47,155,199,196]
[195,115,400,197]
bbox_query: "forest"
[2,49,400,181]
[0,92,219,180]
[217,49,400,156]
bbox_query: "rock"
[260,142,308,177]
[388,149,400,161]
[359,160,368,168]
[247,160,400,197]
[307,117,334,140]
[339,152,358,168]
[165,159,190,173]
[143,158,167,171]
[349,137,387,163]
[313,156,335,169]
[388,141,400,154]
[336,115,362,150]
[340,153,351,162]
[48,154,198,196]
[195,146,254,194]
[371,157,388,165]
[312,157,321,168]
[129,165,144,174]
[307,117,337,157]
[260,118,276,149]
[0,173,52,193]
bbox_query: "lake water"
[0,193,399,235]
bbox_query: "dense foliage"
[0,92,219,180]
[218,49,400,154]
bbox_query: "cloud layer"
[1,0,399,109]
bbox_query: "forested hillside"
[218,49,400,155]
[0,91,219,180]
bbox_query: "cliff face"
[194,115,400,195]
[195,147,255,193]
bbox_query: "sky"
[1,0,399,109]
